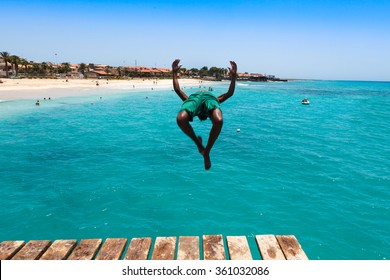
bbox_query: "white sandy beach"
[0,78,213,101]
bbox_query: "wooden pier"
[0,234,308,260]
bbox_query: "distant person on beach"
[172,59,237,170]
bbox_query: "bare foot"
[201,150,211,170]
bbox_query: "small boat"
[301,98,310,105]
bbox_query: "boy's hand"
[172,59,182,73]
[229,61,237,75]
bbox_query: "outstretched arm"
[217,61,237,104]
[172,59,188,101]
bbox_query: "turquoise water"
[0,80,389,259]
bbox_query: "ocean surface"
[0,80,389,260]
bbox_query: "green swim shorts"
[179,92,221,121]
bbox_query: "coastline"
[0,78,214,101]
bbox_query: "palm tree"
[41,62,49,76]
[0,51,11,77]
[199,66,208,77]
[190,68,199,77]
[117,66,122,77]
[79,63,86,75]
[20,59,29,74]
[9,55,20,77]
[31,63,41,76]
[123,67,130,77]
[208,66,225,80]
[60,62,70,75]
[47,65,54,76]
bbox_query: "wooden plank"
[95,238,127,260]
[177,236,200,260]
[226,236,252,260]
[151,237,176,260]
[124,238,152,260]
[256,235,286,260]
[40,240,77,260]
[0,241,25,260]
[12,240,51,260]
[276,235,308,260]
[203,235,226,260]
[67,239,102,260]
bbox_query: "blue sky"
[2,0,390,80]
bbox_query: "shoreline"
[0,78,216,101]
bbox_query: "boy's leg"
[202,109,223,170]
[177,111,204,153]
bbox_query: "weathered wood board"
[151,237,177,260]
[203,235,226,260]
[67,239,102,260]
[177,236,200,260]
[124,238,152,260]
[226,236,253,260]
[276,235,308,260]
